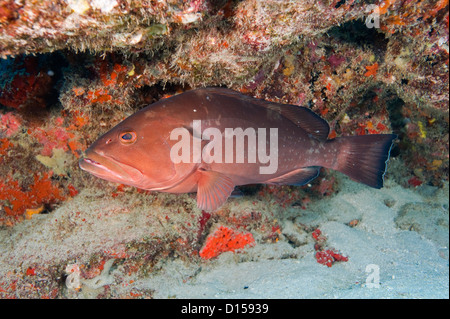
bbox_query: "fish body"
[80,88,396,211]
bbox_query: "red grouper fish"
[79,87,397,212]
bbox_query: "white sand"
[140,177,449,299]
[0,173,448,298]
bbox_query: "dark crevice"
[328,19,389,59]
[385,93,406,158]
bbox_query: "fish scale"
[80,87,397,212]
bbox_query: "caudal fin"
[332,134,397,188]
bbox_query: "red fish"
[79,88,396,211]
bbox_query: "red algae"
[0,56,53,110]
[312,228,348,267]
[0,172,65,218]
[315,249,349,268]
[0,112,21,137]
[199,226,255,259]
[0,138,12,158]
[364,63,379,77]
[30,112,86,157]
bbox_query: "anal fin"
[265,167,320,186]
[197,169,235,212]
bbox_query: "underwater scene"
[0,0,448,299]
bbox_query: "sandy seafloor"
[0,166,448,299]
[147,178,449,299]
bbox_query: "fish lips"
[79,150,143,185]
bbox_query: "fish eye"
[119,131,137,144]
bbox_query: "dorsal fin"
[200,87,330,141]
[270,104,330,141]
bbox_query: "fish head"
[79,111,179,189]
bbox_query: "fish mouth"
[82,158,101,166]
[79,150,143,184]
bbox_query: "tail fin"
[332,134,397,188]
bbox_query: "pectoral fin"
[196,169,234,212]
